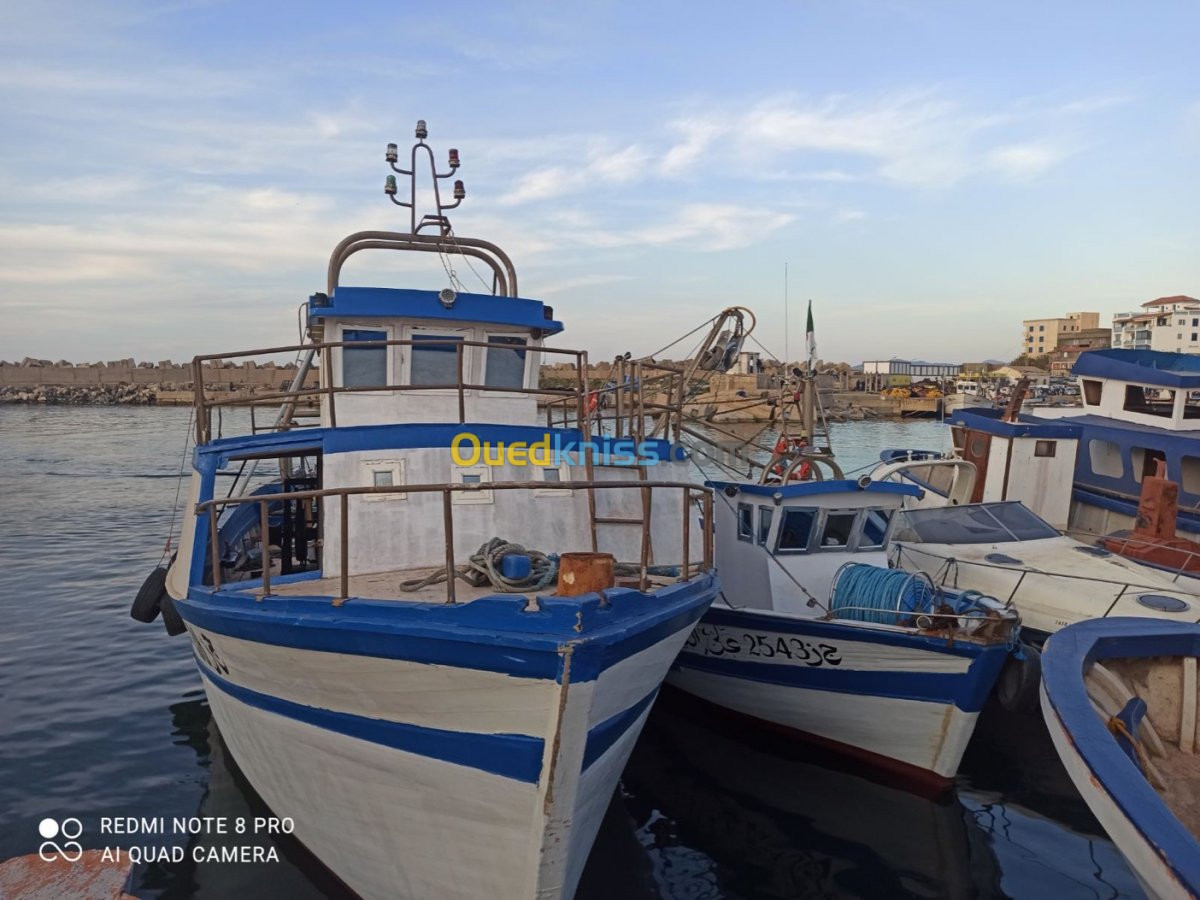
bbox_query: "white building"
[1112,295,1200,353]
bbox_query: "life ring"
[131,566,169,623]
[587,391,599,413]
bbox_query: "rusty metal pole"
[192,358,208,444]
[259,500,271,598]
[639,486,652,592]
[208,508,222,589]
[703,491,714,570]
[680,488,691,582]
[456,343,466,423]
[338,493,349,604]
[443,491,457,604]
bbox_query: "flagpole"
[784,263,789,366]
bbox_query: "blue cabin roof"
[1074,349,1200,390]
[706,479,922,500]
[308,286,564,336]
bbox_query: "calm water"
[0,406,1142,898]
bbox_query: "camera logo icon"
[38,817,83,862]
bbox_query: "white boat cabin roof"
[1072,348,1200,432]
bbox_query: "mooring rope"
[399,538,558,593]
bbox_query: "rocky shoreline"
[0,385,159,405]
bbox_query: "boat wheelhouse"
[134,124,719,900]
[946,349,1200,544]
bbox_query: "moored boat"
[130,122,719,900]
[872,456,1200,646]
[666,474,1020,787]
[1040,617,1200,899]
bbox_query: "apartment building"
[1111,295,1200,353]
[1021,311,1100,356]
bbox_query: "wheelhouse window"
[1034,440,1056,458]
[1123,384,1176,418]
[452,466,492,504]
[757,507,774,545]
[1131,447,1167,483]
[1088,439,1124,478]
[776,508,818,553]
[817,511,858,549]
[484,335,528,389]
[737,503,754,542]
[1182,456,1200,494]
[361,459,406,501]
[1081,379,1102,405]
[342,329,388,388]
[860,508,893,548]
[410,331,465,386]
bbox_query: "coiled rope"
[399,538,558,593]
[829,563,937,625]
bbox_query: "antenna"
[383,119,465,236]
[784,263,789,366]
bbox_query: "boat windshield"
[892,501,1059,544]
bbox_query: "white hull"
[668,664,979,779]
[1041,683,1189,899]
[189,619,692,900]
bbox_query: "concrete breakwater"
[1,384,159,405]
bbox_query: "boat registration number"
[684,624,842,667]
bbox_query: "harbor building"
[861,358,960,390]
[1111,295,1200,353]
[1020,311,1100,356]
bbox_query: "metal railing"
[191,338,604,446]
[543,356,688,446]
[194,479,714,605]
[891,543,1199,612]
[1063,529,1200,583]
[191,339,688,448]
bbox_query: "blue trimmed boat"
[1041,618,1200,899]
[666,474,1020,788]
[131,123,718,899]
[924,349,1200,582]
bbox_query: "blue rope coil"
[830,563,937,625]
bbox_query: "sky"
[1,0,1197,367]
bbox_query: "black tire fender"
[996,643,1042,714]
[160,594,187,637]
[131,566,168,623]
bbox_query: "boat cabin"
[707,479,921,617]
[946,350,1200,537]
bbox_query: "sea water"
[0,406,1140,898]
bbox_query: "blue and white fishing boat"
[130,122,718,900]
[893,349,1200,581]
[666,463,1020,786]
[1041,618,1200,899]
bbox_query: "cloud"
[984,142,1073,180]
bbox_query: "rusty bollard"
[556,552,615,596]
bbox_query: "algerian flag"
[805,300,816,368]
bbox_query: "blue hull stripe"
[195,658,546,784]
[674,645,1007,712]
[582,688,659,770]
[177,577,715,683]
